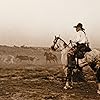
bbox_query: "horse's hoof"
[97,90,100,94]
[64,86,68,90]
[69,86,73,89]
[64,86,73,89]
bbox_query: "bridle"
[51,36,70,51]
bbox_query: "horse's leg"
[10,58,15,64]
[53,59,55,63]
[49,60,51,63]
[64,53,75,89]
[64,67,73,89]
[56,60,58,64]
[45,57,46,64]
[55,58,58,64]
[3,58,8,63]
[53,57,57,64]
[46,60,49,64]
[96,67,100,94]
[46,59,50,64]
[64,66,68,77]
[76,58,82,71]
[97,83,100,94]
[1,57,4,62]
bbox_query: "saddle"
[74,43,91,59]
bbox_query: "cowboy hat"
[74,23,85,31]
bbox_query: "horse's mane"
[58,37,69,47]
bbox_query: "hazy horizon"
[0,0,100,48]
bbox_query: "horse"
[51,35,100,94]
[51,36,75,88]
[0,55,15,64]
[16,55,39,63]
[44,52,58,64]
[16,55,30,62]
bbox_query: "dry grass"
[0,46,99,100]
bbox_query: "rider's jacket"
[69,30,91,59]
[72,30,88,44]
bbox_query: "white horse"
[0,55,15,64]
[51,36,72,71]
[51,36,74,88]
[51,36,100,94]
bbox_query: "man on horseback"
[72,23,88,43]
[71,23,90,52]
[70,23,91,65]
[64,23,91,89]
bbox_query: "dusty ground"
[0,46,100,100]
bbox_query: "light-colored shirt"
[72,30,88,44]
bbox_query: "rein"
[54,37,71,51]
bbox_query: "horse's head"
[51,36,60,51]
[51,36,68,51]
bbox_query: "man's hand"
[69,40,72,43]
[76,42,79,45]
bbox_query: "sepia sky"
[0,0,100,48]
